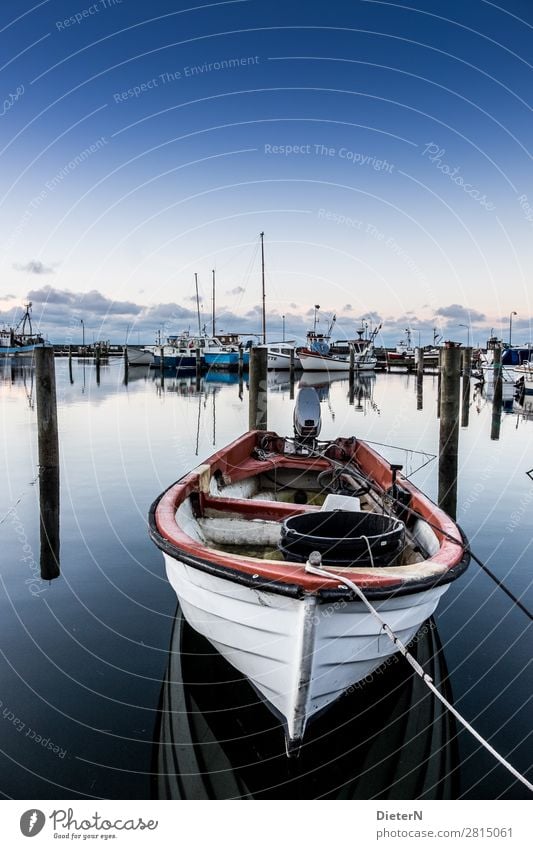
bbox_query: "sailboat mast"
[260,231,266,344]
[194,273,201,335]
[212,269,216,337]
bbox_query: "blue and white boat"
[203,348,250,370]
[152,333,224,369]
[203,333,250,371]
[0,303,52,357]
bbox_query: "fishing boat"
[387,328,441,364]
[387,327,416,361]
[0,302,52,357]
[152,332,224,369]
[149,388,469,753]
[253,342,301,370]
[298,319,378,373]
[298,343,377,372]
[203,334,250,371]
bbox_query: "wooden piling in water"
[438,344,461,520]
[35,347,60,580]
[491,344,503,440]
[238,345,244,378]
[349,346,355,388]
[416,347,424,410]
[95,343,101,385]
[416,347,424,378]
[68,345,73,384]
[249,346,268,431]
[461,347,472,428]
[289,348,295,399]
[123,345,128,385]
[437,348,442,418]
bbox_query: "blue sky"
[1,0,532,344]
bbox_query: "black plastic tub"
[279,510,405,567]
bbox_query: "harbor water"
[0,357,531,799]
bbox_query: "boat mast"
[18,301,33,337]
[212,269,216,337]
[194,273,201,336]
[260,231,266,344]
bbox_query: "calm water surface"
[1,358,531,799]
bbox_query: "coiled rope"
[304,549,533,794]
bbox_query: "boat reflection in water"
[299,371,379,414]
[152,608,459,800]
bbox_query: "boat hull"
[0,341,52,357]
[163,552,448,746]
[299,351,376,372]
[204,351,250,370]
[267,351,301,369]
[152,352,197,369]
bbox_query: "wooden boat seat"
[200,493,319,523]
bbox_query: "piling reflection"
[152,610,459,800]
[491,391,503,441]
[35,348,60,582]
[299,371,377,413]
[39,466,60,580]
[461,372,471,428]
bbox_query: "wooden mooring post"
[437,348,442,418]
[238,345,244,378]
[491,343,503,441]
[68,345,73,384]
[35,347,60,581]
[416,347,423,410]
[289,348,295,400]
[95,343,101,385]
[249,346,268,431]
[123,345,129,385]
[438,344,461,521]
[461,346,472,428]
[349,346,355,390]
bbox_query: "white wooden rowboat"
[149,390,469,753]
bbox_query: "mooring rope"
[305,442,533,622]
[0,474,40,527]
[304,551,533,793]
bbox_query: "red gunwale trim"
[154,431,465,592]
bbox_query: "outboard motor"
[293,387,322,443]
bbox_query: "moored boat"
[204,347,250,370]
[153,332,224,369]
[254,343,301,370]
[149,389,469,753]
[0,302,52,357]
[152,608,459,799]
[298,347,377,372]
[298,325,377,372]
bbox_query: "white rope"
[304,551,533,794]
[0,474,40,527]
